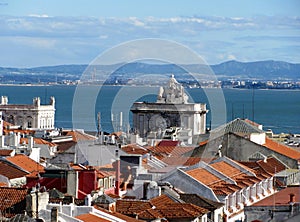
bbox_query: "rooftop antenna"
[231,103,234,120]
[97,112,101,137]
[252,84,255,121]
[119,111,123,132]
[44,88,48,104]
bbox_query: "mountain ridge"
[0,60,299,83]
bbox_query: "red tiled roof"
[94,206,145,222]
[264,137,300,160]
[97,163,116,177]
[186,159,272,196]
[149,194,176,208]
[56,141,77,152]
[20,137,57,147]
[0,149,14,156]
[147,145,195,157]
[75,213,110,222]
[138,203,209,220]
[240,157,287,175]
[6,154,44,174]
[186,168,220,185]
[116,199,152,215]
[0,182,8,187]
[253,186,300,206]
[157,140,180,147]
[0,187,28,211]
[121,144,149,155]
[64,130,97,142]
[0,160,28,179]
[161,156,201,166]
[210,161,245,178]
[244,119,261,127]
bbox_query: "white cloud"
[28,14,50,18]
[0,15,299,66]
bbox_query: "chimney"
[119,112,123,131]
[115,146,120,196]
[28,136,34,148]
[0,135,4,148]
[11,132,18,147]
[50,207,58,222]
[289,193,295,203]
[0,111,3,137]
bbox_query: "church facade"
[131,75,208,138]
[0,96,55,129]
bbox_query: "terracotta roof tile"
[56,141,77,152]
[180,193,224,211]
[186,159,272,196]
[121,144,149,155]
[0,182,8,187]
[253,186,300,206]
[0,187,28,211]
[0,149,14,156]
[6,154,44,174]
[75,213,110,222]
[210,161,243,178]
[138,203,209,220]
[149,194,176,207]
[20,137,57,147]
[94,206,145,221]
[264,137,300,160]
[240,157,286,176]
[257,157,287,174]
[147,145,195,157]
[186,168,220,185]
[116,199,152,215]
[161,157,201,166]
[157,140,180,147]
[65,130,97,142]
[0,160,28,179]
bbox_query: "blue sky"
[1,0,299,67]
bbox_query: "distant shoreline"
[1,83,300,91]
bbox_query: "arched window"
[27,116,33,128]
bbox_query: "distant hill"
[0,60,299,83]
[211,60,300,80]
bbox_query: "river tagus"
[0,85,300,134]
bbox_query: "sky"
[0,0,299,67]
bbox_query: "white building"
[0,96,55,129]
[131,75,208,139]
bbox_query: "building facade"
[131,75,208,138]
[0,96,55,129]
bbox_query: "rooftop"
[180,193,224,211]
[75,213,110,222]
[252,186,300,206]
[121,144,149,155]
[0,160,28,179]
[263,137,300,161]
[240,157,287,176]
[147,145,195,158]
[6,154,44,174]
[186,167,220,185]
[64,130,97,142]
[210,118,264,139]
[0,187,28,212]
